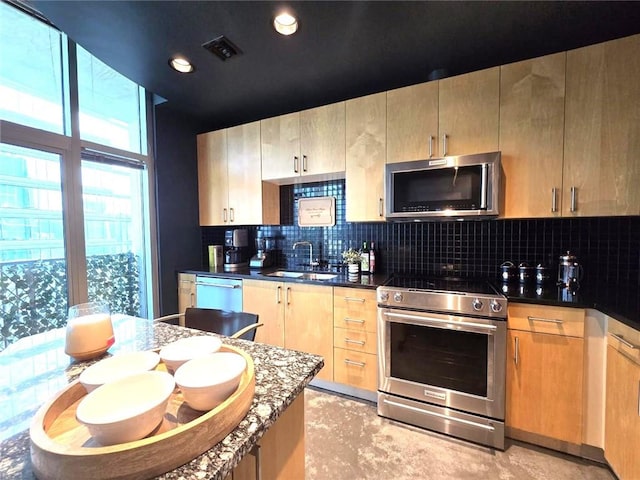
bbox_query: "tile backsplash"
[202,179,640,287]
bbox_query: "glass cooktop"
[384,275,498,296]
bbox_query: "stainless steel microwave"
[385,151,501,220]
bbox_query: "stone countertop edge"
[187,268,639,331]
[0,322,324,480]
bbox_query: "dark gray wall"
[153,103,205,315]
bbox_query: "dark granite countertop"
[183,266,389,290]
[182,268,639,330]
[497,280,640,330]
[0,315,323,479]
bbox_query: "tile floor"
[304,387,614,480]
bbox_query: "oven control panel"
[376,286,507,319]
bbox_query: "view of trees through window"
[0,2,153,350]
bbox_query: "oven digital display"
[389,322,488,397]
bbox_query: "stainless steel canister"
[208,245,223,269]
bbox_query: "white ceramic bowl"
[159,335,222,373]
[76,370,175,445]
[174,352,247,411]
[79,351,161,393]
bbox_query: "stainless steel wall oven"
[377,277,507,449]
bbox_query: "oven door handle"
[383,311,498,334]
[382,398,496,432]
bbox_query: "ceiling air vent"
[202,35,242,61]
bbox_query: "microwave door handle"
[480,164,488,209]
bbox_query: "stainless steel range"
[377,276,507,449]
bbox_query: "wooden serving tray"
[30,345,255,480]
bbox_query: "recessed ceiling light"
[274,12,298,35]
[169,57,195,73]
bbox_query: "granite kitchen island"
[0,315,323,479]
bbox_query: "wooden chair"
[154,307,262,341]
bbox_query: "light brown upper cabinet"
[564,34,640,216]
[197,122,279,226]
[345,92,386,222]
[438,67,500,157]
[386,81,439,163]
[499,53,566,218]
[261,102,346,183]
[386,68,499,163]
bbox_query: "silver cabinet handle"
[344,297,365,303]
[293,156,299,173]
[570,186,577,212]
[442,133,448,156]
[428,135,434,158]
[195,282,239,289]
[276,285,282,304]
[344,358,366,367]
[527,315,563,324]
[379,198,384,217]
[344,317,365,324]
[551,187,558,213]
[286,286,291,305]
[229,207,235,222]
[344,338,365,346]
[611,333,639,350]
[223,208,228,223]
[514,336,519,366]
[302,154,308,172]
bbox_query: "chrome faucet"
[293,241,318,268]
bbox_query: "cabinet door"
[438,67,500,156]
[284,284,333,381]
[564,34,640,216]
[506,330,583,444]
[387,81,439,163]
[345,92,386,222]
[242,279,285,348]
[227,121,264,225]
[605,345,640,480]
[197,130,228,226]
[261,112,300,181]
[500,53,566,218]
[300,102,346,177]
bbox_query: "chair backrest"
[183,307,260,341]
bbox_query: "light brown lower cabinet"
[605,338,640,480]
[506,304,585,448]
[226,392,305,480]
[332,287,378,392]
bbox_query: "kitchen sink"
[264,271,338,281]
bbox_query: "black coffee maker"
[224,229,248,271]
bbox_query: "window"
[77,46,146,154]
[0,2,66,134]
[0,143,68,348]
[81,157,150,318]
[0,3,156,351]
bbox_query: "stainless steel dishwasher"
[194,275,242,311]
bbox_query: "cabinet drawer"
[508,304,585,338]
[608,319,640,366]
[333,327,377,355]
[333,287,377,332]
[333,348,377,392]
